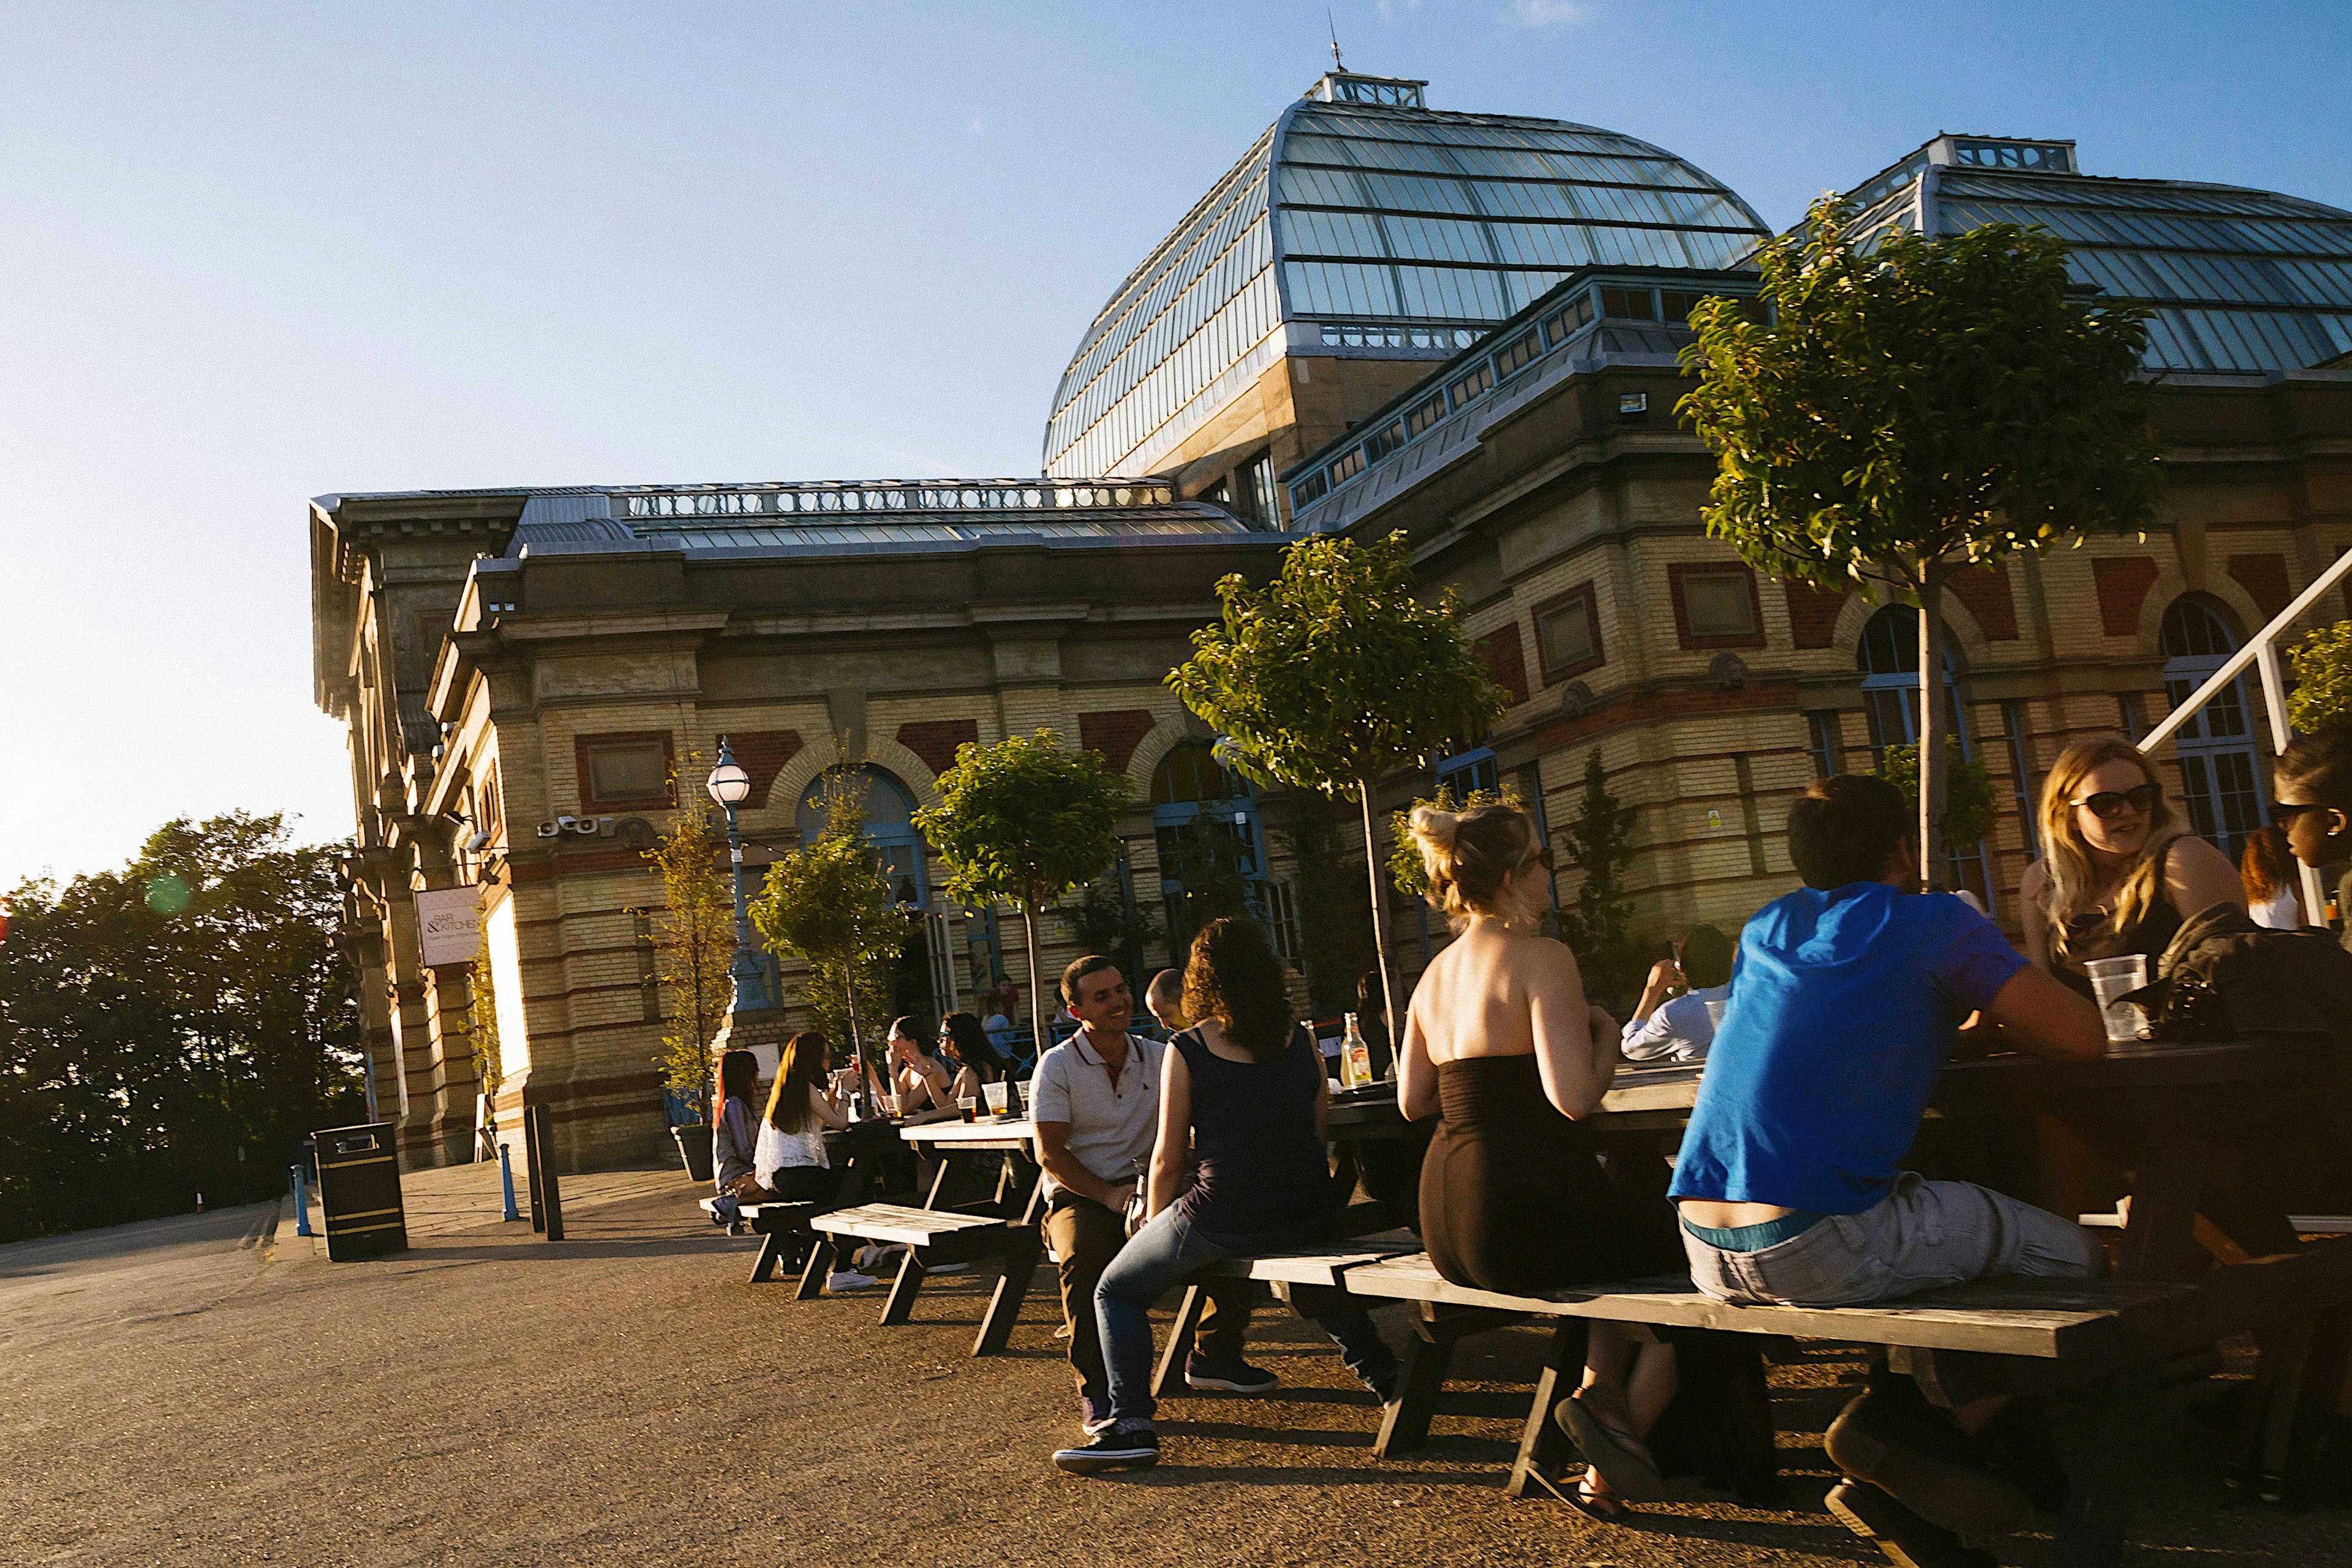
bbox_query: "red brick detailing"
[1667,563,1767,650]
[728,728,802,809]
[897,718,979,776]
[1475,625,1531,707]
[2228,552,2292,620]
[575,729,676,812]
[1945,564,2018,641]
[1534,683,1801,752]
[1078,709,1157,772]
[1784,581,1850,649]
[2092,557,2162,637]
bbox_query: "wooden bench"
[1147,1239,1425,1399]
[804,1202,1042,1356]
[1331,1245,2352,1564]
[697,1199,822,1284]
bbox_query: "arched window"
[796,764,949,1022]
[2159,595,2267,863]
[1856,605,1990,905]
[1150,741,1263,954]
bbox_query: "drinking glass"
[2083,955,2149,1043]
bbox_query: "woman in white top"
[754,1031,875,1292]
[1619,924,1735,1064]
[2241,824,2304,930]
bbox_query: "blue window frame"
[1858,606,1991,907]
[2160,596,2269,865]
[1435,746,1500,800]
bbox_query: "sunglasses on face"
[2273,802,2331,827]
[2071,783,2162,820]
[1524,845,1555,871]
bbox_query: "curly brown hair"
[1179,917,1295,1064]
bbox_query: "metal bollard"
[499,1142,520,1221]
[292,1164,315,1237]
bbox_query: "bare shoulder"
[2019,856,2047,897]
[2163,832,2237,877]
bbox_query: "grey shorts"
[1681,1172,2099,1308]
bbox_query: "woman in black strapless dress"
[1397,803,1692,1517]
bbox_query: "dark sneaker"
[1079,1394,1115,1436]
[1052,1421,1159,1475]
[1825,1388,2030,1541]
[1826,1480,1999,1568]
[1185,1355,1281,1395]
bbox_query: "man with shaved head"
[1143,968,1185,1032]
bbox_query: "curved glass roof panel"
[1831,138,2352,375]
[1043,74,1769,479]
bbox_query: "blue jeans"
[1094,1203,1400,1424]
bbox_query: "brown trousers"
[1042,1191,1250,1398]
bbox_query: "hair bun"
[1409,806,1461,851]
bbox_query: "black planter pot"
[672,1122,714,1183]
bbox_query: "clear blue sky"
[4,1,2346,887]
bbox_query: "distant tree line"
[0,812,364,1242]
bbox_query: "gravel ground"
[2,1173,2343,1567]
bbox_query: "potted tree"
[638,761,732,1180]
[752,766,904,1096]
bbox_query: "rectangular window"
[1447,361,1493,408]
[2116,692,2145,742]
[1326,448,1365,488]
[1239,450,1280,527]
[1668,564,1765,649]
[474,763,505,846]
[1542,292,1594,344]
[1263,880,1303,963]
[1436,749,1500,799]
[1291,469,1329,509]
[1492,329,1542,380]
[1402,389,1448,438]
[577,732,674,810]
[1600,287,1655,321]
[1362,418,1410,462]
[1533,584,1602,682]
[1806,712,1844,779]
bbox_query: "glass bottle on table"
[1341,1012,1371,1090]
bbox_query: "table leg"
[924,1153,957,1212]
[1506,1319,1587,1500]
[2052,1379,2156,1568]
[2117,1128,2214,1283]
[880,1247,927,1326]
[1153,1284,1212,1399]
[973,1228,1041,1357]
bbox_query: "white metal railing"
[616,479,1177,520]
[2141,547,2352,923]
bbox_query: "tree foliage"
[637,758,733,1117]
[0,813,364,1240]
[1069,865,1159,1000]
[914,729,1131,1052]
[1387,780,1522,900]
[1679,195,2160,876]
[1167,532,1507,1023]
[2288,621,2352,735]
[753,768,902,1079]
[1875,739,1997,853]
[1553,752,1643,1007]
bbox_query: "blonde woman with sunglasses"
[2018,737,2245,997]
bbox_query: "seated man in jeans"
[1670,775,2106,1558]
[1030,954,1267,1438]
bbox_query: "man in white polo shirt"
[1031,953,1264,1437]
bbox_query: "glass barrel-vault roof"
[1833,136,2352,374]
[1042,72,1769,480]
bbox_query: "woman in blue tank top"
[1051,918,1401,1474]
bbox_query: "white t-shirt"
[2250,887,2302,930]
[753,1118,829,1188]
[1621,983,1732,1063]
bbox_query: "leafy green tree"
[1158,821,1259,958]
[2288,621,2352,734]
[468,924,502,1110]
[1679,195,2161,877]
[1875,739,1997,857]
[1069,863,1159,1001]
[753,769,904,1084]
[914,729,1131,1054]
[0,813,363,1240]
[1387,780,1521,901]
[1553,752,1643,1007]
[636,758,733,1120]
[1168,532,1507,1027]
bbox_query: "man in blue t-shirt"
[1670,774,2105,1556]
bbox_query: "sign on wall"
[415,887,485,968]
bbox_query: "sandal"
[1569,1472,1634,1523]
[1556,1392,1670,1502]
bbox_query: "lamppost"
[704,737,775,1013]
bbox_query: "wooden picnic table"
[899,1116,1041,1217]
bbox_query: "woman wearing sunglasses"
[2272,725,2352,954]
[2019,736,2246,999]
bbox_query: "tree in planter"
[752,768,903,1088]
[1553,752,1644,1009]
[636,763,734,1124]
[1875,739,1997,862]
[913,730,1131,1057]
[1680,195,2160,879]
[1169,531,1507,1028]
[2288,622,2352,734]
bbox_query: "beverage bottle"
[1342,1013,1371,1089]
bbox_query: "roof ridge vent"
[1304,70,1426,108]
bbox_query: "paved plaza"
[2,1165,2343,1567]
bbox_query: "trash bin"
[312,1121,408,1261]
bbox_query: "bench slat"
[811,1203,1008,1248]
[1337,1253,2195,1359]
[1199,1240,1425,1288]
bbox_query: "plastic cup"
[959,1097,979,1123]
[982,1082,1009,1117]
[2083,955,2149,1042]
